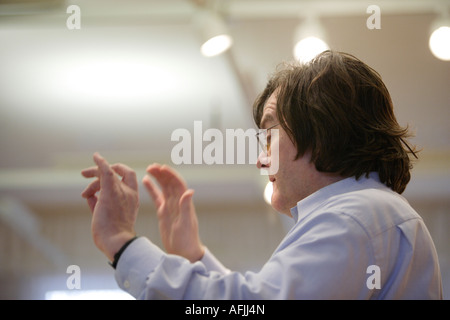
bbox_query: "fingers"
[80,178,99,212]
[82,153,138,188]
[146,163,187,198]
[86,195,98,212]
[142,175,163,208]
[179,189,195,217]
[160,165,188,189]
[111,163,138,191]
[81,153,141,222]
[81,179,100,199]
[93,152,115,190]
[82,154,191,215]
[81,166,99,178]
[80,153,115,199]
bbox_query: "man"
[81,51,442,299]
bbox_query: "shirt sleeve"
[200,247,231,275]
[114,211,375,300]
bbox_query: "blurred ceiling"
[0,0,449,300]
[0,0,449,212]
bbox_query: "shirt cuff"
[200,247,231,275]
[114,237,165,298]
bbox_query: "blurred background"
[0,0,449,299]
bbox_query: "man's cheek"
[263,129,280,175]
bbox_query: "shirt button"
[123,280,130,289]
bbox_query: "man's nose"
[256,151,270,169]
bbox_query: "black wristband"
[109,236,138,269]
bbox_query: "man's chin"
[270,196,290,215]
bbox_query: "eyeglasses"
[256,123,279,153]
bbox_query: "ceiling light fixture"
[293,16,329,64]
[195,9,233,57]
[429,15,450,61]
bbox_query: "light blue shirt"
[115,173,443,299]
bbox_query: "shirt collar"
[290,172,384,223]
[290,205,299,222]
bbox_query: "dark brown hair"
[253,51,418,194]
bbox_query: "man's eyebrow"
[259,113,276,129]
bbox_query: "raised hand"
[143,164,205,263]
[81,153,139,262]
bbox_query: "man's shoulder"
[318,185,422,238]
